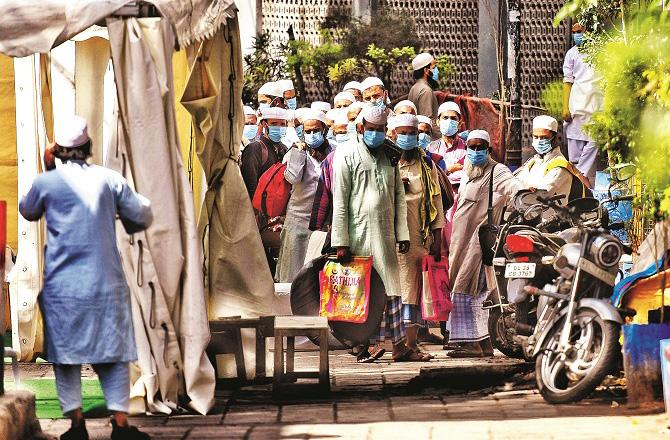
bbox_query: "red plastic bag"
[319,256,372,323]
[421,255,453,321]
[252,162,291,218]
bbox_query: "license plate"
[505,263,536,278]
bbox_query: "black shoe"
[60,421,89,440]
[111,419,151,440]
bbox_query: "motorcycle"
[517,192,636,403]
[487,190,571,359]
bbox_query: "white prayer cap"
[258,81,282,97]
[393,100,418,113]
[311,101,332,113]
[416,115,432,126]
[56,115,90,148]
[388,113,418,130]
[294,107,310,122]
[360,76,385,91]
[243,105,256,116]
[325,109,339,124]
[438,101,461,117]
[343,81,362,92]
[259,107,289,121]
[332,109,349,126]
[467,129,491,144]
[361,106,388,125]
[277,79,295,92]
[334,91,356,104]
[533,115,559,132]
[348,101,366,112]
[301,109,329,125]
[412,52,434,71]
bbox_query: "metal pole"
[0,200,6,396]
[505,0,522,166]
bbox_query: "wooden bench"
[273,316,330,395]
[207,316,274,385]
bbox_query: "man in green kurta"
[332,106,427,362]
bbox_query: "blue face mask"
[294,125,304,141]
[532,137,553,155]
[466,148,488,167]
[418,132,431,149]
[363,130,385,149]
[371,98,386,110]
[243,124,258,140]
[335,133,349,144]
[573,32,584,46]
[286,97,297,110]
[396,134,418,150]
[259,102,270,110]
[267,126,286,143]
[440,119,459,137]
[432,67,439,81]
[326,128,335,141]
[347,122,357,134]
[304,131,324,149]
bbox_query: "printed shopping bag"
[319,256,373,323]
[421,255,453,321]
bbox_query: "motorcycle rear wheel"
[488,306,524,359]
[535,307,620,404]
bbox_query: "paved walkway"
[8,346,669,439]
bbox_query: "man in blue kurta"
[19,116,153,440]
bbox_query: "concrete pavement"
[8,345,669,439]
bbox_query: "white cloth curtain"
[180,18,275,378]
[105,16,214,415]
[0,0,235,58]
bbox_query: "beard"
[464,158,486,180]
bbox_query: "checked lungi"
[370,296,406,345]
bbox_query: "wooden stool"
[273,316,330,395]
[208,316,275,385]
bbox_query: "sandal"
[409,345,434,360]
[446,348,484,358]
[359,345,386,363]
[393,347,430,362]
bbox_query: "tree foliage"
[242,32,288,105]
[554,1,670,217]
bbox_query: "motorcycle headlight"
[590,235,622,268]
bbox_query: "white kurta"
[563,46,604,141]
[331,140,410,297]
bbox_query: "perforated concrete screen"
[519,0,570,152]
[379,0,479,96]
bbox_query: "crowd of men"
[239,25,598,362]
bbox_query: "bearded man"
[447,130,521,358]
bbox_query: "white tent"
[0,0,262,415]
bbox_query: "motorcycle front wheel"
[535,307,620,404]
[488,306,524,359]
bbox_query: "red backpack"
[252,162,291,218]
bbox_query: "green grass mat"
[5,378,107,419]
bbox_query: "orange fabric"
[621,268,670,324]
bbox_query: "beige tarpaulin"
[0,0,236,58]
[180,17,275,378]
[106,17,214,415]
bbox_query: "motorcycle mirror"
[614,163,637,182]
[568,197,600,214]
